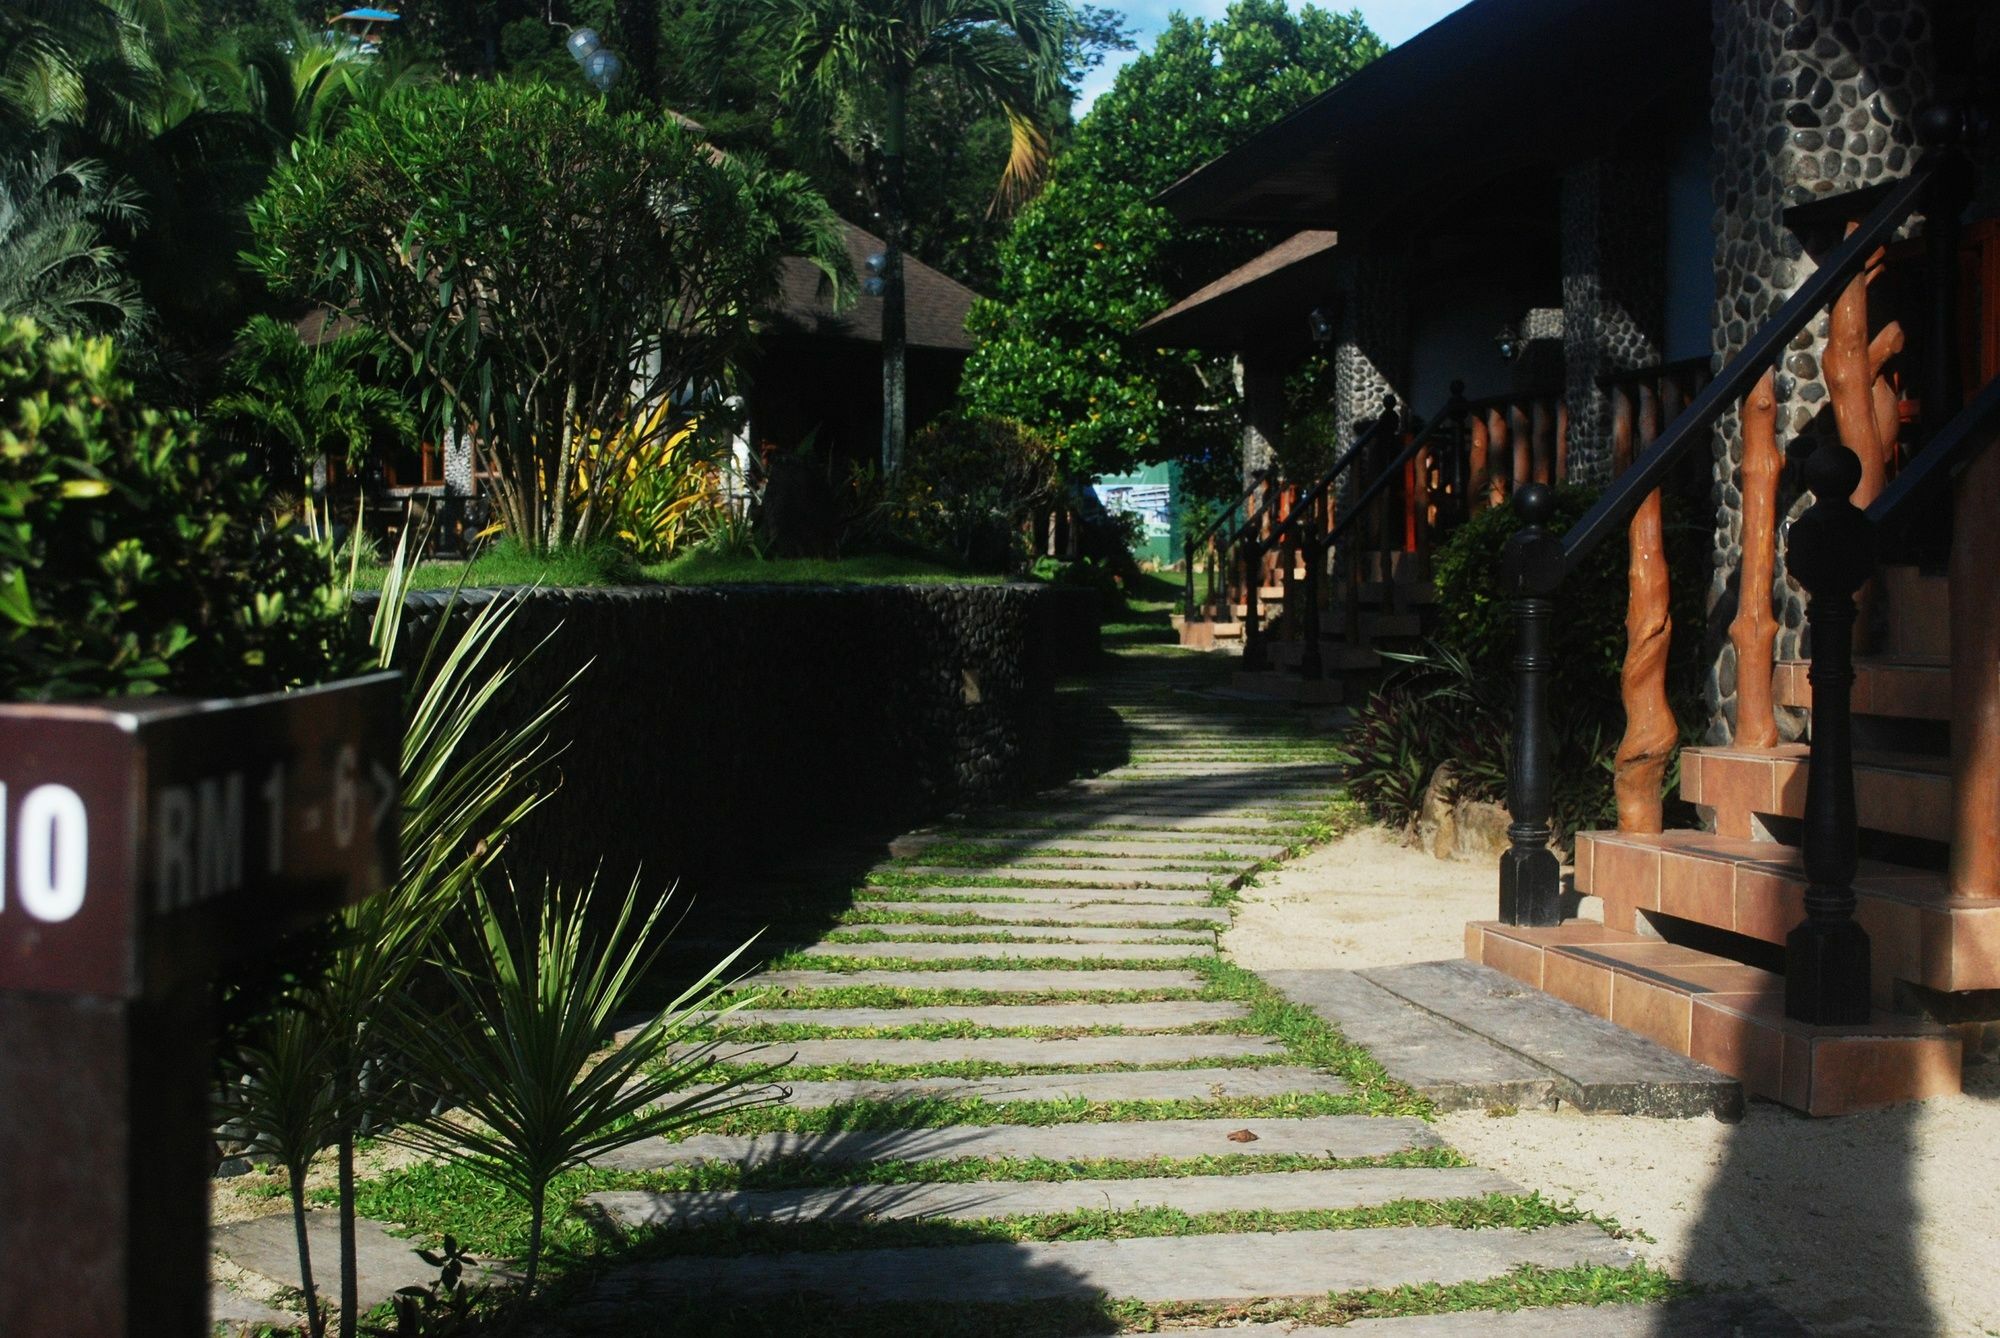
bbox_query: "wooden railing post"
[1300,491,1325,681]
[1730,369,1782,748]
[1241,473,1274,672]
[1183,535,1197,619]
[1785,444,1874,1025]
[1499,482,1565,926]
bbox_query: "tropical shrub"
[582,409,721,564]
[390,875,779,1295]
[0,318,354,701]
[900,413,1059,570]
[249,80,848,552]
[0,144,148,341]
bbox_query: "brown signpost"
[0,672,401,1336]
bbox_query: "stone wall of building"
[1704,0,1935,741]
[353,583,1094,901]
[1331,253,1411,497]
[1561,158,1668,485]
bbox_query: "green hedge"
[0,318,355,701]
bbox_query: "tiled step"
[1773,656,1950,720]
[1681,743,1951,842]
[1466,920,1960,1116]
[1577,829,2000,993]
[1883,563,1948,659]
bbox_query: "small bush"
[901,413,1060,571]
[0,318,355,700]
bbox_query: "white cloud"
[1075,0,1471,113]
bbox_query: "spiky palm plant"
[391,875,781,1294]
[750,0,1073,472]
[0,145,147,338]
[211,314,416,491]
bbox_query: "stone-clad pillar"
[1331,252,1410,498]
[1561,158,1666,486]
[1704,0,1935,742]
[1236,350,1286,490]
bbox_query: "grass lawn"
[351,542,1009,591]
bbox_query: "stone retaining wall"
[356,582,1095,892]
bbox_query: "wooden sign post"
[0,673,401,1336]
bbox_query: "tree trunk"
[616,0,660,102]
[290,1168,324,1338]
[880,73,910,475]
[337,1133,358,1338]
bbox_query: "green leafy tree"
[750,0,1073,473]
[249,80,847,552]
[962,0,1383,479]
[210,314,416,491]
[0,144,148,339]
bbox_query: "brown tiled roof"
[768,221,978,353]
[1138,230,1340,349]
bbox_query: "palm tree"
[0,144,148,339]
[752,0,1072,473]
[210,314,417,498]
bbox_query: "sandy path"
[1224,824,2000,1338]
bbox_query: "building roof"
[767,222,978,353]
[1138,230,1340,350]
[1154,0,1706,235]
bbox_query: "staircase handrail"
[1866,371,2000,532]
[1263,397,1401,552]
[1316,385,1468,555]
[1553,159,1937,574]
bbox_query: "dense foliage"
[1347,487,1712,845]
[0,318,352,701]
[962,0,1383,479]
[900,413,1061,568]
[251,80,847,551]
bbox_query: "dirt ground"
[1223,826,2000,1338]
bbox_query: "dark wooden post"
[1917,104,1971,434]
[1183,535,1197,619]
[1209,542,1227,624]
[1499,482,1565,925]
[1241,472,1273,671]
[1300,491,1325,680]
[1784,443,1876,1024]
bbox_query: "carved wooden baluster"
[1555,399,1570,483]
[1510,402,1533,492]
[1486,406,1511,506]
[1467,412,1491,516]
[1785,444,1874,1025]
[1241,476,1273,671]
[1614,376,1677,833]
[1531,399,1555,485]
[1300,489,1326,681]
[1826,237,1897,649]
[1611,384,1634,482]
[1730,369,1783,749]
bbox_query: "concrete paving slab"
[961,814,1298,832]
[863,884,1214,905]
[720,1001,1248,1032]
[858,900,1228,925]
[749,968,1208,993]
[827,924,1209,944]
[737,1064,1352,1112]
[702,1032,1279,1070]
[792,940,1211,963]
[1197,1294,1810,1335]
[884,867,1230,889]
[592,1114,1432,1172]
[210,1287,298,1332]
[894,836,1290,859]
[586,1166,1521,1229]
[582,1223,1634,1306]
[1360,960,1742,1119]
[212,1212,463,1312]
[1262,969,1557,1113]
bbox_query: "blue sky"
[1077,0,1470,110]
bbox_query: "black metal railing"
[1220,470,1287,670]
[1497,120,1980,1029]
[1183,472,1271,619]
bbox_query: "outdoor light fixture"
[863,251,888,297]
[1307,306,1336,343]
[565,27,600,61]
[584,48,623,89]
[1494,322,1521,362]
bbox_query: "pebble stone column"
[1704,0,1935,742]
[1560,158,1667,486]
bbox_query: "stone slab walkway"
[211,651,1799,1336]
